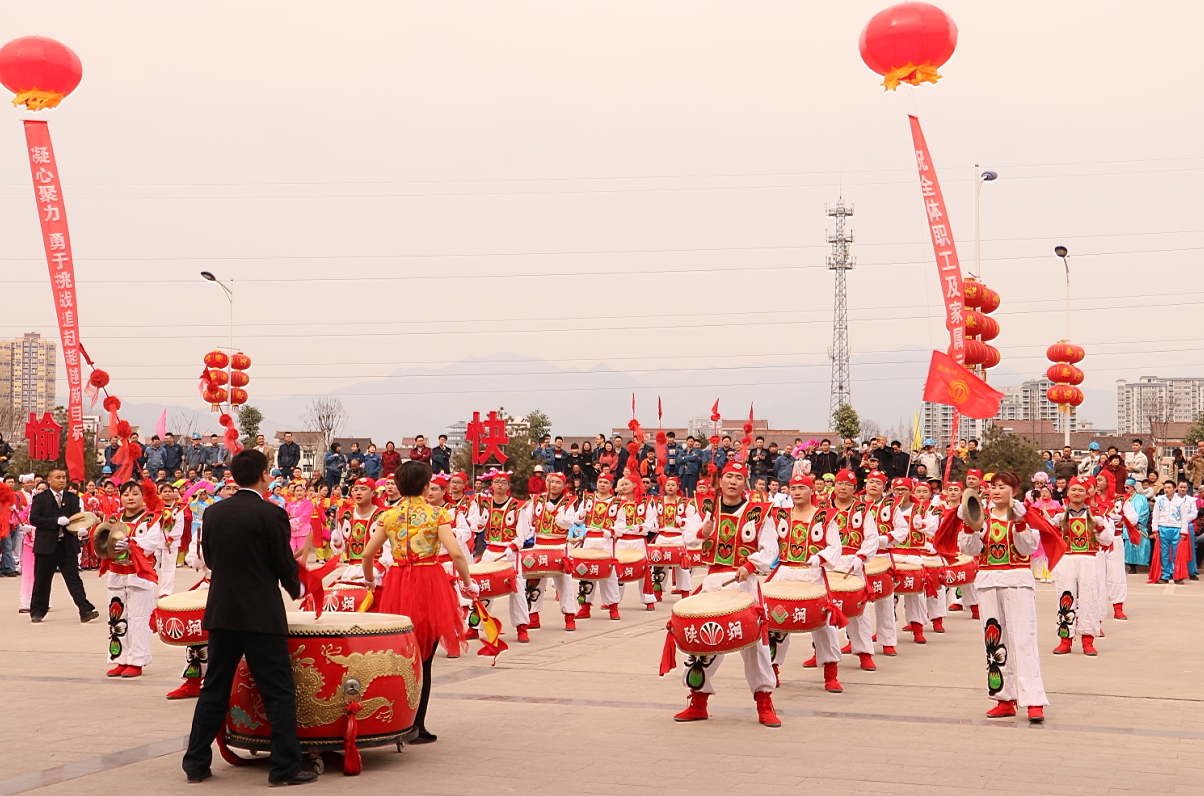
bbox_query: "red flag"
[631,393,636,419]
[710,398,720,423]
[657,396,663,424]
[922,350,1005,420]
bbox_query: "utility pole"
[827,199,854,424]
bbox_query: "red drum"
[647,542,685,567]
[568,547,613,581]
[762,579,827,633]
[469,561,518,597]
[325,583,370,613]
[827,573,868,619]
[155,589,208,646]
[922,556,947,594]
[942,553,978,587]
[520,546,567,580]
[893,561,924,594]
[615,548,648,584]
[670,590,762,654]
[684,546,703,568]
[225,612,421,754]
[864,556,894,602]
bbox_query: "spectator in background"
[381,441,401,478]
[748,436,770,482]
[1041,450,1054,474]
[836,438,860,473]
[1187,443,1204,492]
[597,441,618,476]
[1079,443,1102,476]
[253,434,275,471]
[0,434,11,476]
[184,433,206,474]
[206,434,228,480]
[773,444,795,485]
[362,443,382,479]
[552,436,566,474]
[1052,476,1068,504]
[916,440,939,477]
[343,457,365,494]
[1053,445,1078,483]
[430,435,451,475]
[130,433,147,477]
[105,436,123,472]
[346,442,365,471]
[162,433,184,476]
[1125,439,1148,482]
[323,442,347,495]
[144,435,168,478]
[276,432,301,478]
[528,465,546,496]
[564,443,582,476]
[532,435,554,472]
[683,437,703,496]
[409,435,432,465]
[613,435,630,479]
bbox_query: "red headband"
[967,469,983,479]
[450,472,468,484]
[1069,476,1094,489]
[353,476,376,489]
[946,481,963,489]
[721,461,747,477]
[834,469,857,485]
[546,472,566,483]
[596,473,614,484]
[865,470,888,484]
[892,477,912,490]
[789,474,815,488]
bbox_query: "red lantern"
[204,350,230,369]
[1047,384,1078,405]
[230,352,251,371]
[964,311,1000,342]
[952,341,1000,369]
[962,280,983,309]
[1068,388,1085,407]
[203,387,228,406]
[859,3,958,90]
[229,388,248,406]
[978,288,1001,315]
[1046,342,1085,364]
[207,368,229,386]
[0,37,83,111]
[1046,364,1084,386]
[980,344,1001,369]
[230,371,250,388]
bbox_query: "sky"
[1,1,1201,440]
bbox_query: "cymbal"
[66,511,100,533]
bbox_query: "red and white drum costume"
[578,487,622,609]
[524,488,583,620]
[921,500,948,628]
[1103,495,1127,609]
[613,499,655,607]
[156,502,185,597]
[476,495,531,631]
[825,492,879,657]
[859,492,899,650]
[765,504,842,670]
[1050,500,1114,641]
[649,488,696,595]
[680,482,777,698]
[440,495,475,608]
[103,509,163,669]
[332,505,384,573]
[890,487,937,631]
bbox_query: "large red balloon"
[859,3,958,90]
[0,36,82,111]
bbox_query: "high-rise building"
[921,375,1078,450]
[0,333,57,432]
[1116,377,1204,434]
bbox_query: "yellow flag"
[913,411,922,450]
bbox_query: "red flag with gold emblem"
[922,350,1004,420]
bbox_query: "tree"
[302,398,347,453]
[860,417,882,444]
[237,405,264,447]
[526,409,552,444]
[975,424,1046,492]
[833,403,861,441]
[1185,412,1204,446]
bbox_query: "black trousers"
[30,540,94,619]
[183,628,303,782]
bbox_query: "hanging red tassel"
[923,568,940,598]
[658,623,677,676]
[342,700,363,775]
[827,600,849,629]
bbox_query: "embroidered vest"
[338,506,382,562]
[652,496,687,531]
[532,494,573,543]
[702,499,770,569]
[776,506,829,565]
[1062,510,1101,555]
[618,499,648,537]
[483,497,523,544]
[583,495,618,532]
[694,492,715,522]
[979,516,1031,570]
[828,502,861,555]
[893,502,929,552]
[106,510,159,576]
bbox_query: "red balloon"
[964,311,1000,342]
[859,3,958,90]
[204,350,230,369]
[1046,364,1084,386]
[0,37,82,111]
[229,388,248,406]
[230,352,252,371]
[1047,342,1085,364]
[230,371,249,388]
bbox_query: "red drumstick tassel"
[658,621,677,676]
[343,701,363,775]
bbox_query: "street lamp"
[974,166,998,280]
[200,271,234,354]
[1053,246,1069,338]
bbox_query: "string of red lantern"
[1046,342,1086,409]
[951,278,1002,370]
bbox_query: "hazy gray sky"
[2,1,1200,437]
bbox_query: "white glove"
[185,550,198,569]
[76,529,89,541]
[1011,499,1027,520]
[114,538,129,552]
[463,580,481,597]
[57,516,70,526]
[363,571,377,589]
[806,554,822,567]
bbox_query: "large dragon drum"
[224,612,422,756]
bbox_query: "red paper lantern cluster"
[859,3,958,90]
[953,278,1002,371]
[200,349,251,409]
[0,36,83,111]
[1047,342,1085,408]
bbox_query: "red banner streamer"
[23,120,84,480]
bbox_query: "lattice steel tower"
[827,200,854,422]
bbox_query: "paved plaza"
[1,570,1200,795]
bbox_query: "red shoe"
[754,691,781,727]
[910,623,927,644]
[576,604,592,619]
[1027,706,1045,723]
[1081,635,1097,656]
[772,663,780,688]
[882,645,897,656]
[823,662,842,693]
[1053,638,1073,655]
[970,605,980,619]
[608,604,621,620]
[466,628,479,640]
[516,624,530,643]
[655,591,663,602]
[528,612,541,629]
[1113,603,1127,620]
[986,700,1017,718]
[802,654,817,668]
[871,634,877,642]
[166,678,201,699]
[948,603,963,611]
[121,666,143,678]
[840,642,852,654]
[107,665,128,677]
[673,692,709,722]
[645,603,656,611]
[931,618,945,633]
[564,613,576,631]
[858,653,876,671]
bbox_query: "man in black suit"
[29,468,99,623]
[182,450,315,787]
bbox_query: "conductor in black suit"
[182,449,315,787]
[28,467,99,623]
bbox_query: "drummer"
[912,481,947,635]
[888,478,936,644]
[100,480,164,678]
[426,473,474,615]
[576,473,621,620]
[677,461,780,727]
[613,476,657,613]
[943,481,980,619]
[156,481,185,598]
[524,472,583,631]
[331,476,384,580]
[473,471,532,643]
[858,470,899,656]
[829,469,880,671]
[768,474,845,693]
[649,476,696,598]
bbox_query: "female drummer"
[362,460,476,744]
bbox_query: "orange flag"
[922,350,1005,420]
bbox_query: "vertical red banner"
[23,120,85,480]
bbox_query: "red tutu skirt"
[377,563,466,658]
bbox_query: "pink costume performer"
[286,492,314,554]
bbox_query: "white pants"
[580,538,620,607]
[977,586,1048,707]
[896,556,929,627]
[157,543,179,598]
[681,570,775,695]
[949,581,979,608]
[530,573,576,616]
[766,565,840,667]
[107,583,155,667]
[1104,544,1127,605]
[442,561,471,608]
[479,547,530,629]
[926,584,948,623]
[654,534,693,594]
[834,557,872,654]
[1052,553,1105,638]
[873,596,898,647]
[615,537,655,605]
